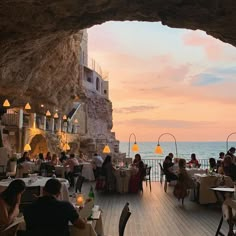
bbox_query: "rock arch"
[29,134,48,157]
[0,0,236,108]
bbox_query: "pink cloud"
[183,32,224,61]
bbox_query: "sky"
[88,21,236,142]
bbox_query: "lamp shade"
[3,99,10,107]
[54,112,59,119]
[24,143,31,151]
[103,144,111,153]
[46,110,51,116]
[64,143,70,151]
[25,102,31,110]
[132,143,139,152]
[155,144,163,154]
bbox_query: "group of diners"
[0,178,86,236]
[94,153,146,193]
[163,153,200,183]
[15,151,89,187]
[163,146,236,189]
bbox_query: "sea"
[119,141,236,160]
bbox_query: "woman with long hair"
[102,155,116,191]
[129,153,145,193]
[0,179,26,231]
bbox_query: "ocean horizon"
[119,141,236,160]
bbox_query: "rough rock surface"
[0,0,236,108]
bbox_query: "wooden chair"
[144,166,152,191]
[119,202,131,236]
[75,175,85,193]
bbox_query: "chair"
[73,165,83,177]
[144,166,152,191]
[69,165,83,187]
[119,202,131,236]
[45,164,56,177]
[159,163,165,185]
[75,175,85,193]
[20,186,40,212]
[0,165,6,180]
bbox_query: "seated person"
[50,154,58,166]
[64,154,80,187]
[102,155,116,191]
[209,158,217,172]
[0,180,26,233]
[78,152,89,163]
[17,152,30,164]
[36,153,44,165]
[129,154,145,193]
[24,179,86,236]
[59,152,67,164]
[45,152,52,162]
[218,152,225,160]
[163,155,178,182]
[187,153,200,168]
[226,147,236,164]
[223,155,236,181]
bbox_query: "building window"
[87,77,92,83]
[96,77,100,91]
[104,90,107,94]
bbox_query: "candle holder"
[76,193,85,207]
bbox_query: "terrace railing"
[143,158,210,182]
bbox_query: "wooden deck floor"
[81,181,229,236]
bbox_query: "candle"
[76,194,84,206]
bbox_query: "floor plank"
[80,181,228,236]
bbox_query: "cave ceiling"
[0,0,235,112]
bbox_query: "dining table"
[113,166,138,193]
[193,173,233,204]
[0,176,70,201]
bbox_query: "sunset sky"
[88,21,236,142]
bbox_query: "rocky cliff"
[0,1,236,109]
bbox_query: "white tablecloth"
[193,174,233,204]
[0,177,70,201]
[114,167,138,193]
[70,210,104,236]
[16,162,38,178]
[186,168,205,177]
[80,163,95,181]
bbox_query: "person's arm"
[66,202,86,229]
[0,198,20,226]
[73,217,86,229]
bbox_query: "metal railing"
[143,158,210,181]
[1,113,19,126]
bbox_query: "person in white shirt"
[93,153,104,179]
